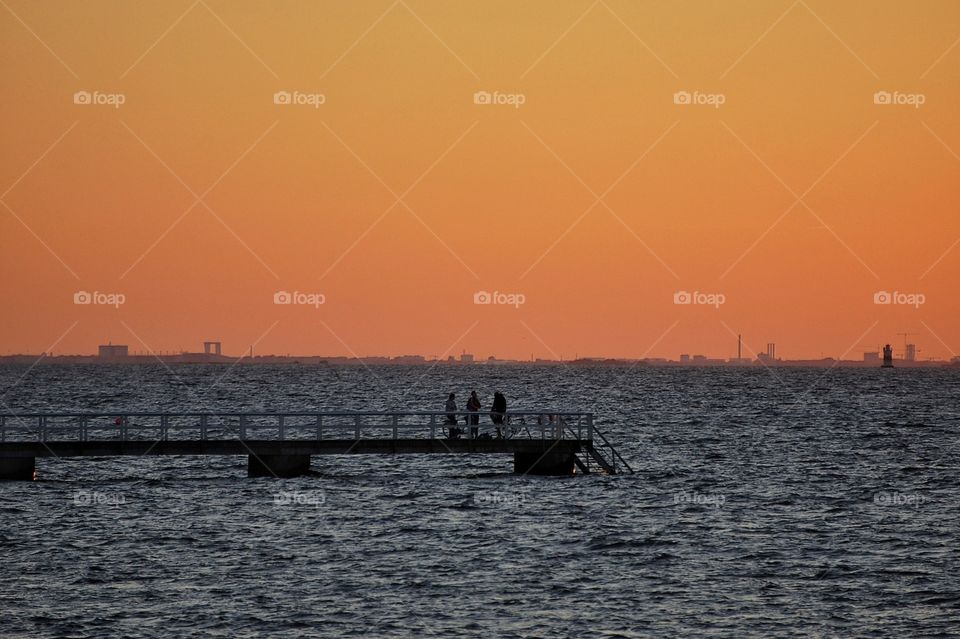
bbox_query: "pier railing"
[0,411,595,444]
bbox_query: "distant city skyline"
[3,313,954,362]
[2,337,955,368]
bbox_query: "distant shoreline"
[0,355,956,369]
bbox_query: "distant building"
[757,342,778,364]
[905,344,916,362]
[692,355,707,362]
[98,344,128,359]
[204,341,222,356]
[393,355,426,365]
[882,344,894,368]
[863,351,880,363]
[460,352,474,364]
[679,354,690,363]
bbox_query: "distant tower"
[882,344,894,368]
[905,344,916,362]
[738,334,742,360]
[766,343,776,360]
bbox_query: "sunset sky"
[1,0,958,361]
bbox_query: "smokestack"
[738,334,742,360]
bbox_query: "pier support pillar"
[248,454,311,478]
[513,452,575,476]
[0,456,36,481]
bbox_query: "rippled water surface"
[1,364,958,638]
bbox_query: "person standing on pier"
[467,391,481,438]
[445,393,460,439]
[491,391,507,439]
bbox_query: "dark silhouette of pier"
[0,411,633,479]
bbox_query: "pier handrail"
[0,411,589,418]
[0,410,595,444]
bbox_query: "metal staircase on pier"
[567,425,634,475]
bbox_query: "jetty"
[0,411,633,480]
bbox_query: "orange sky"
[1,1,958,361]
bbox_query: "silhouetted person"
[467,391,481,438]
[491,391,507,438]
[445,393,459,438]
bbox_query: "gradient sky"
[1,1,958,360]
